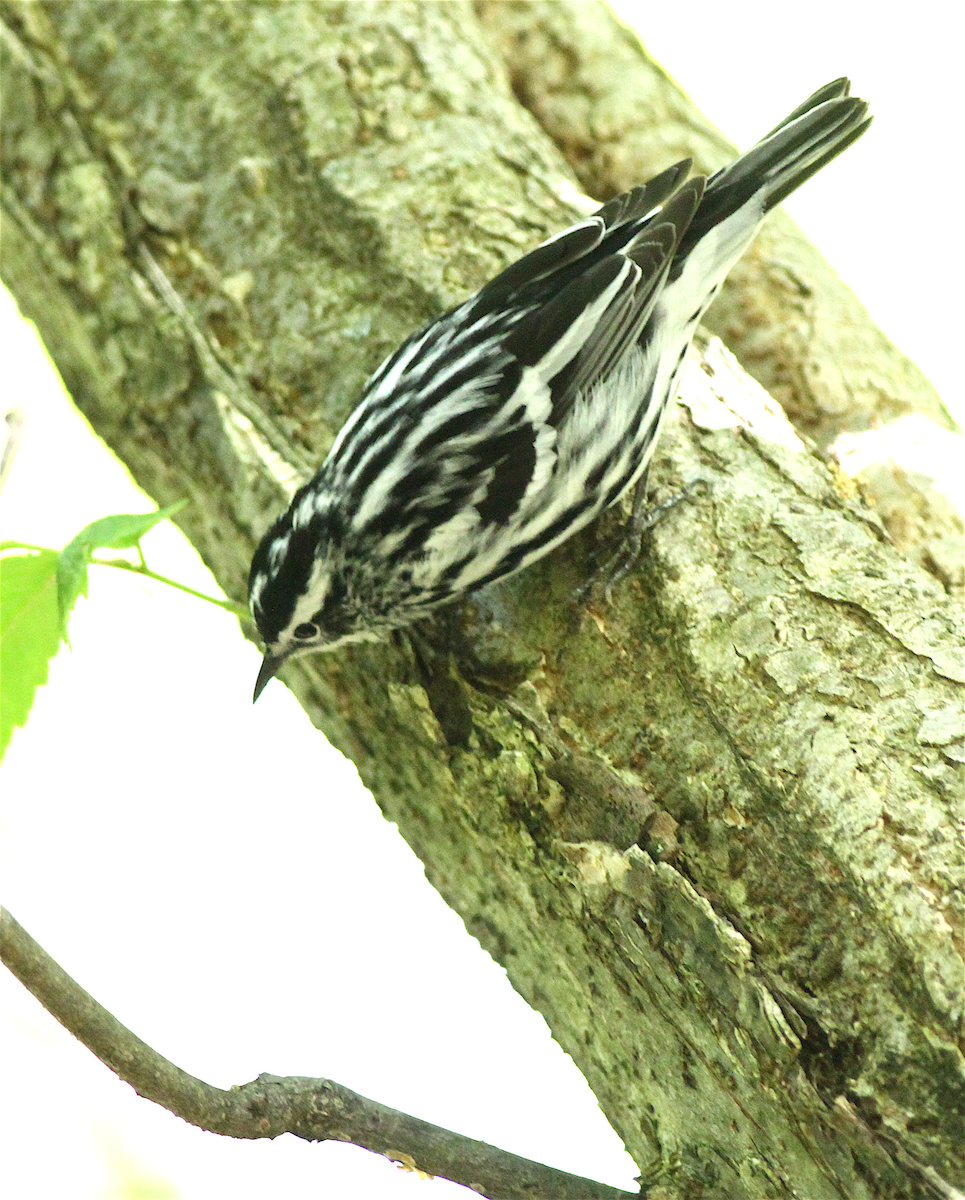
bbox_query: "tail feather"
[676,80,871,258]
[756,76,852,141]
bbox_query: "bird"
[248,78,870,701]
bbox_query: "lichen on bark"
[2,3,962,1197]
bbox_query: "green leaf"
[55,502,186,635]
[69,502,187,553]
[0,548,62,762]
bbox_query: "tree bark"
[2,4,962,1200]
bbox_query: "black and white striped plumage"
[249,79,870,700]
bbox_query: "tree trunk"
[2,4,961,1199]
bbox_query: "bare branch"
[0,907,637,1200]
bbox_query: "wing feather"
[504,178,704,424]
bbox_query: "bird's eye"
[293,622,319,640]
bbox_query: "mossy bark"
[2,4,961,1198]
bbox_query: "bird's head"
[248,493,371,701]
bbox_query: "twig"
[91,555,250,619]
[0,907,638,1200]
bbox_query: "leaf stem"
[91,556,250,619]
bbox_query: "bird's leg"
[607,476,688,596]
[575,470,690,606]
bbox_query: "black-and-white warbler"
[249,79,870,700]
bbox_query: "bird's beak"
[253,651,286,703]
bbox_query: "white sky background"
[1,4,959,1199]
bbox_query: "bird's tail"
[676,78,871,258]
